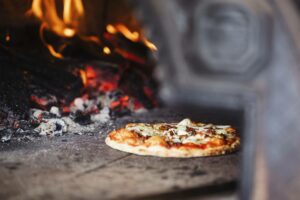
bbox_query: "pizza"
[105,118,240,157]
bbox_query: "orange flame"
[28,0,84,58]
[28,0,157,59]
[79,69,87,86]
[103,46,111,55]
[29,0,84,37]
[79,66,98,87]
[39,23,64,59]
[106,24,157,51]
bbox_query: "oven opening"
[1,0,285,199]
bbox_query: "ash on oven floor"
[0,109,240,200]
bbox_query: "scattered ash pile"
[0,60,157,143]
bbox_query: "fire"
[27,1,157,59]
[144,39,158,51]
[103,46,111,55]
[106,24,157,51]
[79,69,87,86]
[28,0,84,58]
[29,0,84,38]
[79,65,118,92]
[79,66,97,87]
[106,24,140,42]
[39,23,64,59]
[63,0,84,27]
[110,96,129,109]
[5,33,10,43]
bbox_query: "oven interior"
[2,0,298,199]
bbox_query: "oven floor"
[0,109,240,200]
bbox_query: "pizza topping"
[177,118,193,126]
[126,124,159,137]
[145,135,168,147]
[177,129,189,136]
[124,118,237,146]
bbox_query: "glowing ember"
[30,95,48,107]
[63,28,76,37]
[79,69,87,86]
[99,81,117,92]
[30,95,58,109]
[114,48,145,65]
[70,64,156,117]
[5,33,10,42]
[106,24,117,34]
[103,46,111,55]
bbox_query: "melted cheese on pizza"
[125,118,236,145]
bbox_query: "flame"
[29,0,84,37]
[79,65,119,92]
[109,24,139,42]
[103,46,111,55]
[63,0,84,26]
[144,39,157,51]
[79,69,87,86]
[39,23,64,58]
[28,0,84,58]
[106,24,117,34]
[106,24,157,51]
[79,66,98,87]
[28,0,157,59]
[5,33,10,42]
[110,95,129,109]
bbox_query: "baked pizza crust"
[105,129,240,158]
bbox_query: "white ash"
[1,133,12,142]
[71,98,98,113]
[70,94,147,117]
[30,109,46,120]
[30,108,56,121]
[17,135,35,142]
[0,128,15,143]
[134,108,148,114]
[91,107,110,123]
[50,106,61,117]
[99,94,112,108]
[61,117,99,135]
[15,128,31,135]
[29,91,148,138]
[35,118,67,137]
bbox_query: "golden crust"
[105,127,240,158]
[108,129,143,146]
[105,135,240,157]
